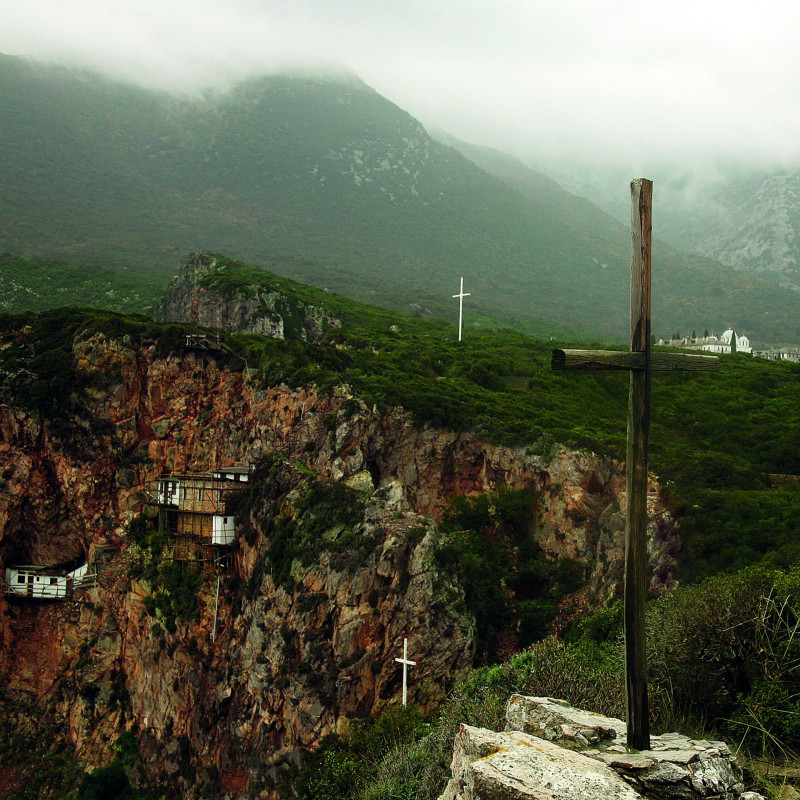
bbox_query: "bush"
[265,474,369,589]
[291,707,427,800]
[646,566,778,728]
[436,487,581,661]
[77,761,136,800]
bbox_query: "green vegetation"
[0,732,84,800]
[76,732,163,800]
[297,565,800,799]
[127,519,203,633]
[436,487,582,662]
[0,306,231,418]
[195,260,273,300]
[0,254,162,315]
[267,477,370,587]
[231,457,371,591]
[77,762,137,800]
[0,717,161,800]
[288,706,427,800]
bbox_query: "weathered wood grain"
[551,349,720,371]
[549,179,723,751]
[626,178,652,752]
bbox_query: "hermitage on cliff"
[145,465,252,567]
[4,561,94,600]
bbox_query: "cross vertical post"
[394,637,416,706]
[627,177,652,750]
[551,179,719,751]
[452,277,471,342]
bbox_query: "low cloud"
[3,0,800,173]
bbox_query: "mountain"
[692,169,800,291]
[2,53,800,343]
[551,162,800,299]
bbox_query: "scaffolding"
[145,469,251,569]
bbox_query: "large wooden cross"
[551,179,720,750]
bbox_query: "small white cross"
[452,277,471,342]
[394,637,416,706]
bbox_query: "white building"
[753,348,800,363]
[212,515,236,545]
[5,563,90,599]
[702,329,752,355]
[213,466,252,483]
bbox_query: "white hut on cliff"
[4,562,91,599]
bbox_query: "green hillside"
[4,255,799,585]
[2,55,799,344]
[0,254,162,314]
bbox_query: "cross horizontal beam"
[551,349,720,372]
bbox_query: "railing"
[73,570,98,590]
[3,567,99,599]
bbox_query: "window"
[50,577,58,585]
[17,575,25,584]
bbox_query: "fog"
[3,0,800,175]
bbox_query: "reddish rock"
[0,334,678,797]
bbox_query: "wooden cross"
[394,637,416,706]
[452,277,471,342]
[551,179,720,750]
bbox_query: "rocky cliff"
[0,327,678,797]
[694,169,800,294]
[155,251,341,340]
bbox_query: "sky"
[3,0,800,174]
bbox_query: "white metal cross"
[452,277,471,342]
[394,637,416,706]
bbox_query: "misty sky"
[3,0,800,173]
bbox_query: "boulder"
[439,724,641,800]
[437,696,766,800]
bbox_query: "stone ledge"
[436,695,766,800]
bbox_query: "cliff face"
[154,251,340,340]
[0,333,678,797]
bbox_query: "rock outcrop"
[439,695,765,800]
[155,251,340,340]
[0,330,678,796]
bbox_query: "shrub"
[264,474,369,589]
[291,707,427,800]
[436,487,581,661]
[77,761,136,800]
